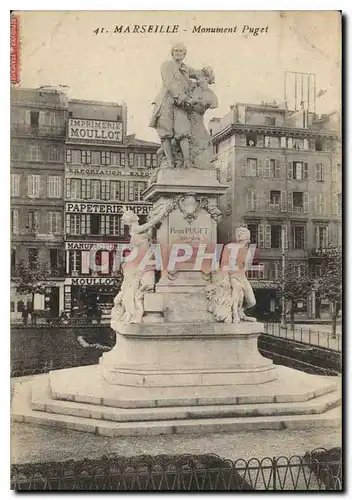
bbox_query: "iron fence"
[264,322,342,352]
[11,450,342,491]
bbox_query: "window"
[50,249,59,273]
[134,182,147,201]
[246,189,257,211]
[293,162,303,180]
[48,212,61,234]
[316,226,328,248]
[90,214,100,235]
[69,250,81,274]
[90,180,101,200]
[28,175,40,197]
[247,158,257,177]
[81,150,91,164]
[270,225,282,249]
[271,261,281,280]
[28,248,39,269]
[102,151,110,165]
[27,211,39,232]
[247,224,258,245]
[293,192,304,212]
[91,151,101,165]
[11,174,20,196]
[152,154,157,167]
[265,116,276,126]
[10,301,15,313]
[316,163,325,181]
[135,154,145,167]
[270,190,281,205]
[110,180,125,201]
[11,249,16,274]
[30,111,39,127]
[292,138,303,150]
[71,150,81,164]
[315,194,326,215]
[280,137,286,148]
[28,145,41,162]
[11,210,19,234]
[292,226,305,249]
[109,215,121,236]
[128,153,134,167]
[48,147,62,162]
[247,268,265,279]
[69,214,81,235]
[70,179,81,199]
[246,132,257,146]
[293,263,304,278]
[264,136,271,148]
[111,152,120,166]
[315,137,324,151]
[146,154,151,167]
[121,153,126,167]
[48,176,61,198]
[337,193,342,215]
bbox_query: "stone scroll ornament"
[147,194,223,226]
[110,205,171,329]
[205,227,257,324]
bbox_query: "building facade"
[64,99,159,319]
[210,102,342,320]
[11,87,68,320]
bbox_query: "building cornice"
[212,123,339,144]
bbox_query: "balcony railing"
[293,206,304,213]
[11,124,66,137]
[268,203,281,212]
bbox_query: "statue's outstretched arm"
[134,204,170,234]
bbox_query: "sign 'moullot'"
[67,118,123,145]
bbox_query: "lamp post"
[281,225,286,327]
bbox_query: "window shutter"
[246,190,251,211]
[241,160,247,176]
[40,176,45,198]
[120,181,125,201]
[86,179,91,199]
[315,164,320,181]
[280,137,286,148]
[332,194,338,215]
[105,180,110,200]
[257,159,263,177]
[287,162,293,179]
[258,224,265,249]
[239,134,246,146]
[65,214,70,234]
[282,225,288,250]
[257,135,264,147]
[264,159,270,177]
[303,139,309,150]
[275,160,281,179]
[288,191,293,212]
[322,195,326,215]
[303,192,309,213]
[264,190,270,211]
[303,163,308,180]
[321,164,325,181]
[281,190,287,212]
[81,179,86,199]
[315,226,319,248]
[253,190,257,211]
[265,225,271,249]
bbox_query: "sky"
[16,10,341,141]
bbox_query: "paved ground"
[265,323,342,352]
[11,420,341,466]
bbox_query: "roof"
[125,134,160,148]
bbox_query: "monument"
[12,44,340,436]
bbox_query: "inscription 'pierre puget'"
[170,227,209,235]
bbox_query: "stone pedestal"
[11,168,341,436]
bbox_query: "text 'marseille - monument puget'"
[12,44,340,435]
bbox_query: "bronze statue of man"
[149,43,200,169]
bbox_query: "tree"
[275,260,313,329]
[15,252,52,319]
[315,247,342,337]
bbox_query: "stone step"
[12,381,341,437]
[30,376,341,423]
[49,364,339,409]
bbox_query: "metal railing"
[263,322,342,352]
[11,450,342,491]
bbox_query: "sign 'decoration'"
[67,118,123,145]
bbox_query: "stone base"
[11,365,341,436]
[99,322,276,387]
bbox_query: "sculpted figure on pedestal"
[110,206,170,329]
[150,43,218,170]
[206,227,257,323]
